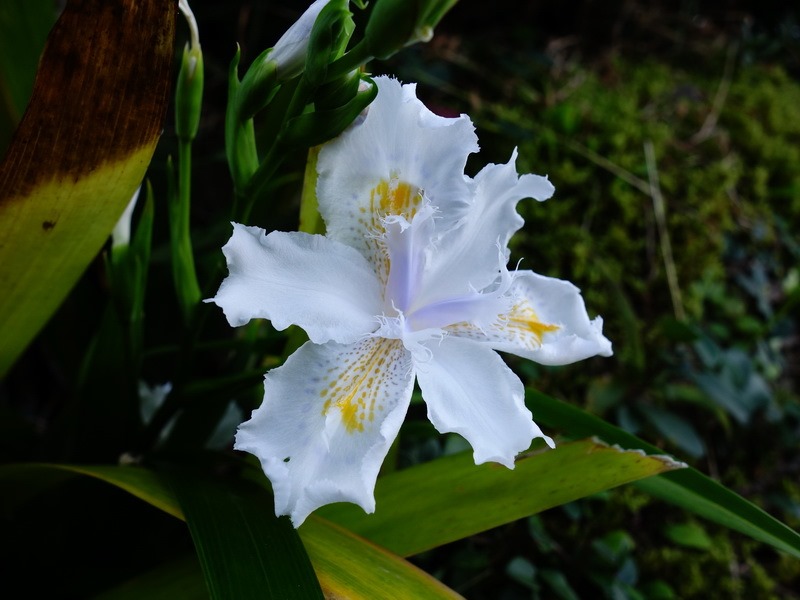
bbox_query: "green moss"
[389,30,800,599]
[481,59,800,363]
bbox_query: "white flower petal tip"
[316,76,479,261]
[208,223,382,344]
[233,339,414,527]
[417,337,551,470]
[212,76,611,523]
[476,148,555,204]
[458,270,612,366]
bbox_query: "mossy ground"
[385,4,800,597]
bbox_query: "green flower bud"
[303,0,354,88]
[283,75,377,147]
[175,42,204,142]
[364,0,457,59]
[176,1,203,142]
[271,0,332,81]
[314,69,361,112]
[235,1,350,119]
[237,48,278,120]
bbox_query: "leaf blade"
[0,0,175,375]
[0,0,58,147]
[165,469,324,600]
[0,463,464,599]
[528,389,800,559]
[318,438,683,556]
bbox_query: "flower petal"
[316,76,478,271]
[209,223,382,344]
[452,270,613,365]
[234,338,414,526]
[416,336,553,468]
[416,149,555,307]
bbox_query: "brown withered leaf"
[0,0,176,376]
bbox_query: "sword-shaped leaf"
[0,0,175,376]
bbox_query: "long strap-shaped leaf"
[317,438,684,556]
[0,463,463,599]
[528,390,800,559]
[165,469,325,600]
[0,0,175,376]
[0,0,58,148]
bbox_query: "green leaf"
[0,463,463,599]
[164,469,323,600]
[300,519,464,599]
[528,389,800,559]
[0,0,175,376]
[317,438,683,557]
[539,568,581,600]
[93,556,206,600]
[663,522,713,550]
[638,404,705,459]
[0,0,58,149]
[0,463,183,520]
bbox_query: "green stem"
[327,40,372,80]
[237,77,314,221]
[170,140,202,323]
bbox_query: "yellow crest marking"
[321,338,405,433]
[504,302,560,346]
[370,177,423,223]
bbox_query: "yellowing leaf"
[0,0,175,376]
[0,463,463,599]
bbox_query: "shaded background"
[2,0,799,597]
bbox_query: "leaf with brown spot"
[0,0,175,376]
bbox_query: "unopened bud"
[176,1,204,141]
[272,0,332,81]
[364,0,456,59]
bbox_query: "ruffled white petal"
[209,223,382,344]
[415,336,553,468]
[317,76,478,269]
[415,150,555,307]
[214,75,614,526]
[234,338,414,527]
[452,270,613,365]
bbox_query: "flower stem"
[169,140,202,323]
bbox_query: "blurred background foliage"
[377,0,800,597]
[1,0,799,598]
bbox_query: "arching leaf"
[0,0,175,376]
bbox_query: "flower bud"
[303,0,354,87]
[175,0,204,142]
[314,69,361,111]
[175,43,204,142]
[364,0,456,59]
[283,76,376,147]
[271,0,332,81]
[111,186,141,250]
[235,1,349,119]
[237,48,278,120]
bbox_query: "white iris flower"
[210,77,612,526]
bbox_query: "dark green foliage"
[381,4,800,597]
[3,0,800,597]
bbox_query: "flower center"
[370,176,424,222]
[378,192,515,343]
